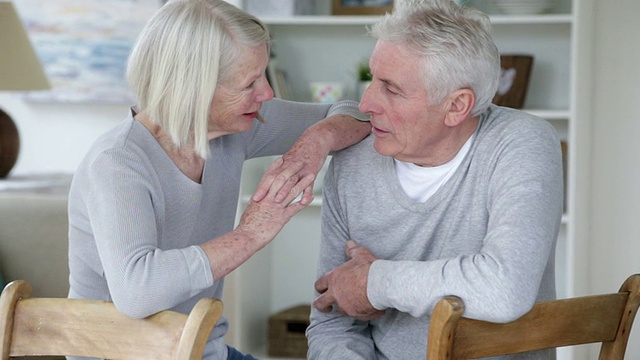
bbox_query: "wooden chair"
[427,273,640,359]
[0,280,223,360]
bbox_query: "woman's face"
[208,44,273,138]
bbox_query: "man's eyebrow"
[380,77,402,91]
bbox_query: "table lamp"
[0,1,50,178]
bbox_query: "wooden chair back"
[0,280,223,360]
[427,273,640,359]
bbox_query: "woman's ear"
[444,88,475,127]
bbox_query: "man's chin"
[372,139,395,157]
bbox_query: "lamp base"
[0,107,20,178]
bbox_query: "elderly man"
[306,0,564,359]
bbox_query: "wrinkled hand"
[313,240,385,321]
[252,137,328,206]
[238,182,309,249]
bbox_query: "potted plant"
[356,59,372,99]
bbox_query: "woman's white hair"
[370,0,500,116]
[127,0,269,158]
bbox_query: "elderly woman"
[66,0,370,359]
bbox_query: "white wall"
[0,93,124,175]
[588,1,640,358]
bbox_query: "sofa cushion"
[0,193,69,298]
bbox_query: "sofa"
[0,192,69,298]
[0,190,69,360]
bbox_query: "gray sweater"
[67,98,364,360]
[307,105,563,360]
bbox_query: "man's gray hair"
[127,0,269,158]
[370,0,500,116]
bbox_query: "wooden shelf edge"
[261,13,574,26]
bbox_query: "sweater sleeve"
[367,116,564,323]
[306,159,377,359]
[244,98,367,159]
[83,149,213,318]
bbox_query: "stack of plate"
[492,0,555,15]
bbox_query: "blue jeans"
[227,346,259,360]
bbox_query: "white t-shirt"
[395,134,475,202]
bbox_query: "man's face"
[359,40,450,166]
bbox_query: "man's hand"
[313,240,385,321]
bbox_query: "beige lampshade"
[0,1,50,177]
[0,1,50,91]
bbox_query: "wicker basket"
[268,304,311,358]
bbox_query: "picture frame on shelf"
[332,0,393,16]
[492,54,534,109]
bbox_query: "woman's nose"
[257,78,274,102]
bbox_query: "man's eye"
[385,86,398,95]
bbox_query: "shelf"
[262,15,380,25]
[490,14,574,24]
[524,109,571,120]
[261,14,573,26]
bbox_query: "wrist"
[233,223,266,252]
[303,125,334,154]
[367,259,387,311]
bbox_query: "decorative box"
[267,304,311,358]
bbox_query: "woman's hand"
[252,136,328,206]
[251,114,370,205]
[201,182,309,281]
[238,183,309,248]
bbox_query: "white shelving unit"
[223,0,594,358]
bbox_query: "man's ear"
[444,88,475,127]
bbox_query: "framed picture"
[492,54,534,109]
[13,0,162,104]
[332,0,393,16]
